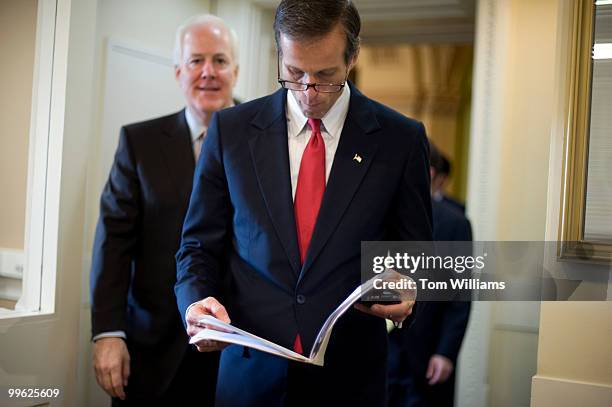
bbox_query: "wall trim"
[108,39,173,67]
[531,375,612,406]
[456,0,508,405]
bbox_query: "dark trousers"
[215,346,387,407]
[387,337,456,407]
[284,361,387,407]
[112,346,219,407]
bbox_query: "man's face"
[175,24,238,122]
[278,24,357,119]
[430,168,447,195]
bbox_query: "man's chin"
[195,101,227,115]
[302,109,324,119]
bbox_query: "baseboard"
[531,375,612,406]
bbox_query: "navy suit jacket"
[90,110,218,399]
[175,85,432,405]
[442,195,465,214]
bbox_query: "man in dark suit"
[175,1,432,406]
[387,142,472,407]
[90,14,238,406]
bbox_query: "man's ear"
[348,46,360,72]
[233,64,239,87]
[174,65,181,81]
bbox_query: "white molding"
[456,302,492,407]
[107,39,174,67]
[38,0,74,316]
[457,0,510,405]
[3,0,72,318]
[531,375,612,406]
[465,0,507,240]
[12,0,58,315]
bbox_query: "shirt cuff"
[93,331,126,342]
[185,301,199,324]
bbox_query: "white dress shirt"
[286,84,351,199]
[185,107,207,160]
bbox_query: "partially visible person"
[90,14,239,406]
[387,142,472,407]
[431,149,465,214]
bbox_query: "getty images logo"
[372,251,487,274]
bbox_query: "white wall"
[532,1,612,405]
[215,0,279,100]
[465,1,612,406]
[459,0,560,406]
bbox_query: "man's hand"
[186,296,231,352]
[93,337,130,400]
[354,299,415,325]
[354,271,416,325]
[426,354,454,385]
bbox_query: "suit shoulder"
[434,200,464,220]
[363,97,427,154]
[122,110,184,137]
[216,93,274,124]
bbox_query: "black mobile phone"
[358,299,401,307]
[359,289,402,307]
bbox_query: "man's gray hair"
[173,14,239,66]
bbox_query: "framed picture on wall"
[559,0,612,263]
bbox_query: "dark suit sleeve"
[90,127,140,337]
[435,301,471,362]
[387,122,433,328]
[450,216,473,241]
[390,122,433,242]
[175,112,232,322]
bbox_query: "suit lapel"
[301,86,381,276]
[249,89,302,276]
[160,109,195,203]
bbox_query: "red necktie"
[294,118,326,264]
[292,118,325,354]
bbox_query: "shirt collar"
[286,84,351,138]
[185,107,207,142]
[185,103,236,141]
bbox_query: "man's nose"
[200,60,216,79]
[304,85,318,100]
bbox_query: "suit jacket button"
[296,294,306,304]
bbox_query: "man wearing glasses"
[175,0,432,405]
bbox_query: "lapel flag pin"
[353,154,362,163]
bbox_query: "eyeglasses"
[277,56,347,94]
